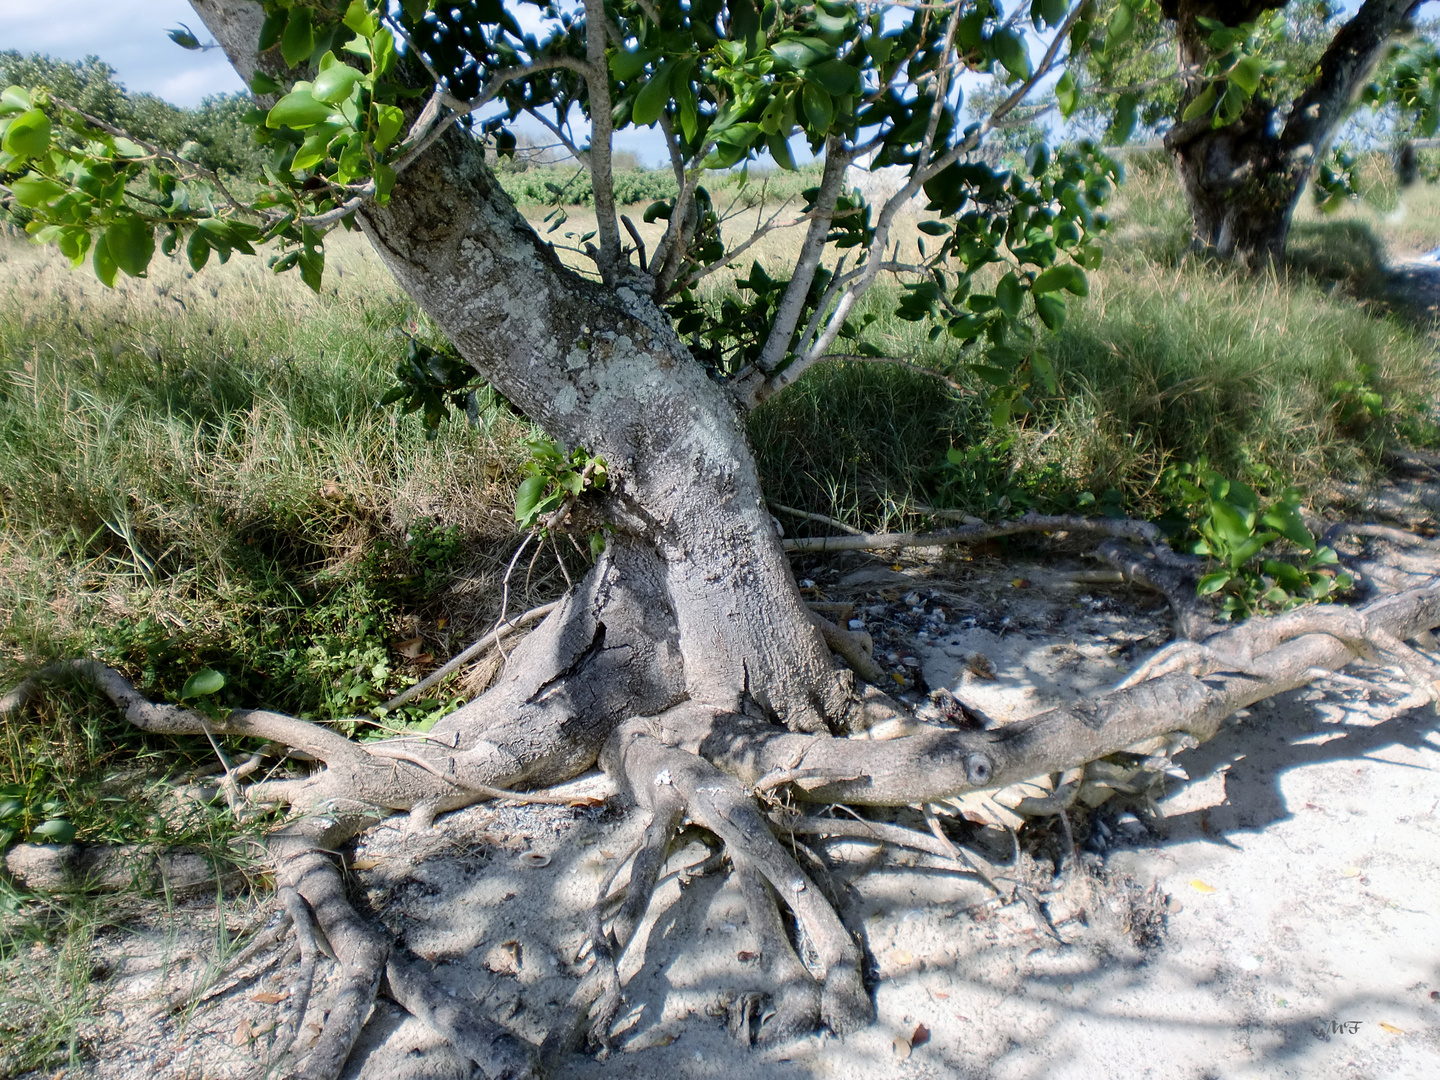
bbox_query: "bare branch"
[582,0,623,283]
[780,511,1167,555]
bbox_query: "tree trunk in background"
[1162,0,1421,266]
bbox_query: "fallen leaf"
[911,1022,931,1047]
[436,616,448,630]
[485,940,523,976]
[891,948,915,966]
[319,482,344,501]
[891,1035,912,1059]
[890,564,904,572]
[599,849,616,859]
[348,858,380,870]
[736,950,759,962]
[1379,1022,1404,1034]
[624,1029,676,1052]
[931,990,950,1000]
[233,1018,254,1046]
[392,636,425,658]
[1189,879,1217,894]
[250,991,287,1004]
[966,652,996,679]
[1342,866,1362,878]
[564,796,606,807]
[1010,577,1030,588]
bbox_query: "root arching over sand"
[7,520,1440,1080]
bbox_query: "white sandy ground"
[14,549,1440,1080]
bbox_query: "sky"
[0,0,247,106]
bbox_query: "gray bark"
[188,1,853,740]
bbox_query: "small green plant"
[1166,463,1350,619]
[514,438,608,555]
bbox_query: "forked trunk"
[355,115,851,742]
[1162,0,1419,267]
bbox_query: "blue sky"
[1,0,247,105]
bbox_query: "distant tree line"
[0,51,266,178]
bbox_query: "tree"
[1076,0,1440,263]
[3,2,1440,1076]
[0,51,267,177]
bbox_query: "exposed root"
[1095,538,1211,641]
[733,855,823,1043]
[779,510,1175,554]
[10,553,1440,1077]
[604,721,874,1034]
[278,847,388,1079]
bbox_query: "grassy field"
[1,157,1438,1072]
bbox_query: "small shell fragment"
[519,851,551,868]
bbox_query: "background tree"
[4,1,1440,1076]
[1074,0,1439,263]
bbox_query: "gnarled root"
[602,717,874,1036]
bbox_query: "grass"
[1,153,1439,1075]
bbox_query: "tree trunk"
[1163,0,1420,266]
[1168,118,1305,265]
[354,117,853,740]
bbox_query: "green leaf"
[9,172,66,208]
[609,47,659,82]
[1230,531,1279,569]
[373,161,396,203]
[802,82,834,131]
[1032,264,1086,295]
[105,217,155,278]
[991,30,1031,81]
[766,130,796,170]
[249,70,283,95]
[282,6,316,68]
[259,8,287,51]
[769,37,831,71]
[312,63,364,104]
[291,131,331,171]
[995,271,1024,318]
[167,24,203,50]
[92,233,118,287]
[373,103,404,151]
[632,61,674,126]
[267,89,336,129]
[515,474,547,524]
[1196,571,1232,596]
[1209,499,1252,551]
[807,59,861,96]
[180,668,226,699]
[1108,92,1137,146]
[1,108,50,160]
[1181,84,1217,122]
[1106,1,1134,49]
[298,247,324,292]
[1055,71,1079,119]
[0,86,32,115]
[917,221,950,236]
[1260,504,1314,549]
[1229,55,1263,96]
[343,0,378,36]
[31,819,76,842]
[186,228,211,271]
[1035,293,1066,330]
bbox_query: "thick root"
[603,719,874,1034]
